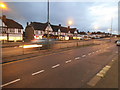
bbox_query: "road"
[2,42,118,88]
[2,39,110,58]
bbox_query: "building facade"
[0,15,23,42]
[25,22,78,41]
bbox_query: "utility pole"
[1,8,4,43]
[47,0,50,40]
[110,17,113,42]
[47,0,50,49]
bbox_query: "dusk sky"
[1,1,118,34]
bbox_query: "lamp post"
[107,17,113,42]
[110,17,113,42]
[47,0,50,40]
[0,3,7,43]
[67,20,73,40]
[58,29,61,40]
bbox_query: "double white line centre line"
[52,64,60,69]
[32,70,45,76]
[1,79,20,88]
[65,60,72,63]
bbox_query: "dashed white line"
[52,64,60,68]
[75,57,80,60]
[65,60,72,63]
[82,55,86,57]
[32,70,45,76]
[115,51,118,54]
[88,53,91,55]
[96,51,98,52]
[112,60,114,62]
[1,79,20,88]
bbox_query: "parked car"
[116,40,120,46]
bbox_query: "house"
[51,24,78,40]
[25,22,52,42]
[0,15,23,42]
[25,22,78,41]
[90,32,106,38]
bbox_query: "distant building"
[0,15,23,42]
[25,22,78,41]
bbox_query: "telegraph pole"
[110,17,113,42]
[47,0,50,39]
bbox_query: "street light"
[107,17,113,42]
[0,3,7,43]
[0,3,7,9]
[67,20,73,40]
[68,20,73,26]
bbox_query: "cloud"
[88,2,118,33]
[2,2,118,34]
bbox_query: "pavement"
[1,41,118,88]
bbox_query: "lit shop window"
[34,35,42,39]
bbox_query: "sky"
[0,1,118,34]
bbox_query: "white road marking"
[32,70,45,76]
[112,60,114,62]
[52,64,60,68]
[75,57,80,60]
[1,79,20,87]
[65,60,72,63]
[96,51,99,53]
[88,53,91,55]
[115,51,118,54]
[82,55,86,57]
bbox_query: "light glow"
[19,44,42,48]
[0,3,7,9]
[68,20,73,26]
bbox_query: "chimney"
[59,24,61,27]
[68,26,70,29]
[27,22,29,26]
[2,15,6,22]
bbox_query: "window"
[9,29,15,33]
[18,29,21,33]
[2,28,7,33]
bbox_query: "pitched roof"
[69,28,77,34]
[78,31,87,35]
[27,21,77,33]
[50,25,60,32]
[1,15,23,29]
[30,22,48,30]
[51,24,77,33]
